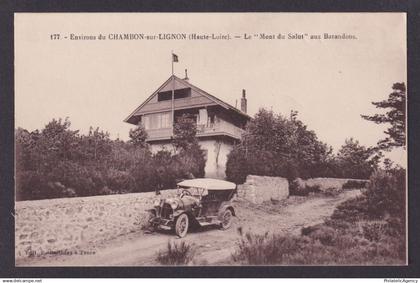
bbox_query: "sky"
[15,13,406,166]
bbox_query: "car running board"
[198,220,221,226]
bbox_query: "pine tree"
[361,83,406,150]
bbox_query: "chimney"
[241,89,247,113]
[183,69,189,81]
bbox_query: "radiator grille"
[160,203,173,219]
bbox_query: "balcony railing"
[196,120,244,140]
[145,128,172,141]
[146,121,244,141]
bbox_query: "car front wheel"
[175,213,189,238]
[220,209,233,230]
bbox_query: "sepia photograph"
[13,13,407,267]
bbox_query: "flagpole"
[171,51,174,76]
[171,51,175,137]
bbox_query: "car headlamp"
[169,199,178,210]
[153,198,161,207]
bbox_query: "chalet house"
[124,73,251,179]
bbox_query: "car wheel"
[175,213,189,238]
[220,209,233,230]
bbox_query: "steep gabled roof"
[124,75,251,125]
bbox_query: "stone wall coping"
[15,189,177,209]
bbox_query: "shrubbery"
[364,169,405,219]
[332,168,406,222]
[289,178,321,196]
[232,230,303,265]
[156,241,195,265]
[15,117,205,201]
[342,179,368,189]
[232,168,406,265]
[231,227,405,265]
[226,109,380,184]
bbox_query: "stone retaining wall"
[15,189,177,259]
[237,175,289,204]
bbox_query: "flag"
[172,53,179,62]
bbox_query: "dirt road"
[16,189,361,266]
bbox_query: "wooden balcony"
[145,128,172,141]
[196,120,244,140]
[146,121,244,142]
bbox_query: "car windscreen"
[177,187,208,197]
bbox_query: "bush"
[225,147,248,184]
[225,109,381,182]
[156,241,195,265]
[15,118,207,200]
[103,169,135,194]
[231,168,406,265]
[15,170,45,201]
[231,230,351,265]
[289,178,321,196]
[342,180,368,190]
[364,169,406,219]
[232,223,405,265]
[301,224,338,246]
[176,143,206,179]
[322,187,341,197]
[383,216,405,237]
[231,231,303,265]
[362,222,385,242]
[331,169,406,224]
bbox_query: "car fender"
[218,201,235,217]
[173,210,200,226]
[172,209,186,218]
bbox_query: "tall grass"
[156,241,195,265]
[232,231,302,265]
[232,169,406,265]
[232,225,405,265]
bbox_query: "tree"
[225,146,248,184]
[80,127,112,162]
[335,138,381,179]
[15,118,84,200]
[172,114,198,151]
[226,108,334,182]
[152,150,178,193]
[171,114,205,179]
[40,118,80,162]
[129,124,148,148]
[361,82,406,150]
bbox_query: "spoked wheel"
[175,213,189,238]
[220,209,233,230]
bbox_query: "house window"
[197,108,208,126]
[161,112,171,128]
[142,112,172,129]
[142,115,150,130]
[157,88,191,101]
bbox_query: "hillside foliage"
[15,117,205,201]
[226,109,381,184]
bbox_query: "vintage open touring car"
[147,178,237,237]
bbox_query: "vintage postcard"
[14,13,407,266]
